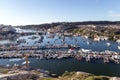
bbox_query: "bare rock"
[110,77,120,80]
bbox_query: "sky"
[0,0,120,26]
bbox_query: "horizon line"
[1,20,120,26]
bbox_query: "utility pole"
[25,55,29,67]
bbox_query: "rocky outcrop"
[0,66,120,80]
[0,66,50,80]
[110,77,120,80]
[1,73,39,80]
[0,25,16,34]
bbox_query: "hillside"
[15,21,120,41]
[0,66,120,80]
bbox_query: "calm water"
[20,35,119,52]
[0,28,120,52]
[0,28,120,76]
[0,58,120,77]
[2,33,120,52]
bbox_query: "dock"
[0,49,119,64]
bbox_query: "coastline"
[0,65,119,80]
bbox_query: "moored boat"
[106,43,111,46]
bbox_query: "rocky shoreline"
[0,65,50,80]
[0,65,120,80]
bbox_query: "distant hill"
[15,21,120,30]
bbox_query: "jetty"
[0,49,120,64]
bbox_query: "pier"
[0,49,120,64]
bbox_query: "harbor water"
[0,28,120,77]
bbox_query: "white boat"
[81,49,92,53]
[22,61,30,65]
[118,46,120,50]
[68,48,74,53]
[86,41,90,45]
[106,43,111,46]
[57,55,63,59]
[14,64,19,66]
[84,36,88,39]
[94,37,100,41]
[6,64,10,67]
